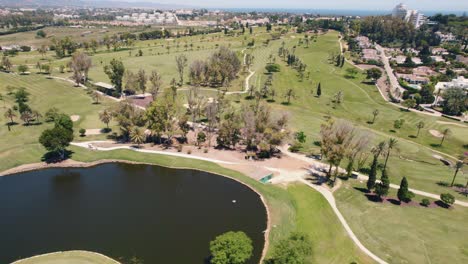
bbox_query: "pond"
[0,163,267,263]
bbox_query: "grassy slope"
[71,146,373,264]
[242,30,467,200]
[287,184,373,264]
[12,250,119,264]
[0,73,116,171]
[335,180,468,264]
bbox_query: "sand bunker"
[70,115,80,122]
[429,129,443,138]
[85,129,103,135]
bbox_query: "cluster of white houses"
[115,12,177,25]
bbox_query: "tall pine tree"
[397,177,414,202]
[317,83,322,97]
[375,169,390,199]
[367,156,378,191]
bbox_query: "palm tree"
[440,128,451,146]
[450,160,464,187]
[4,108,16,124]
[99,109,112,129]
[283,88,296,104]
[416,121,425,137]
[130,127,145,147]
[371,109,379,124]
[91,91,101,104]
[382,138,397,174]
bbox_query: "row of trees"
[189,46,241,87]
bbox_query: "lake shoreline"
[0,158,272,264]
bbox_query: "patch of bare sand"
[85,129,103,135]
[70,115,80,122]
[429,129,443,138]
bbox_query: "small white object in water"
[232,200,237,203]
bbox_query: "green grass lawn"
[335,180,468,264]
[12,250,119,264]
[239,30,467,200]
[0,72,117,171]
[287,184,373,264]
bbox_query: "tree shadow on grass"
[353,186,369,194]
[364,193,383,202]
[41,149,74,164]
[430,143,442,148]
[387,198,401,205]
[434,200,451,209]
[408,135,417,138]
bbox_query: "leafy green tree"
[54,114,74,131]
[209,231,253,264]
[366,68,382,83]
[440,193,455,207]
[294,131,307,144]
[265,232,312,264]
[441,87,467,116]
[45,107,59,122]
[18,64,29,74]
[393,119,405,130]
[402,98,416,110]
[197,131,206,147]
[79,128,86,137]
[265,64,280,73]
[14,87,30,104]
[104,59,125,94]
[39,126,74,159]
[397,177,414,203]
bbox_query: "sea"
[217,8,466,17]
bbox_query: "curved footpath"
[67,141,468,263]
[67,141,388,264]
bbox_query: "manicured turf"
[12,250,119,264]
[0,72,116,171]
[287,184,373,264]
[240,30,467,200]
[335,180,468,264]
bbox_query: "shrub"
[177,145,183,152]
[265,63,280,73]
[289,142,302,153]
[421,198,430,207]
[440,193,455,207]
[187,149,192,154]
[203,148,208,153]
[79,128,86,137]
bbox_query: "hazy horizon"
[114,0,468,12]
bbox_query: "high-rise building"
[392,3,408,19]
[392,3,426,28]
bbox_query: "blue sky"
[128,0,468,11]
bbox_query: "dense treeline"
[358,16,416,45]
[0,10,54,28]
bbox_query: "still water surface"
[0,163,267,263]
